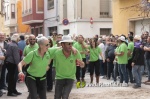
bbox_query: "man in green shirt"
[23,35,39,56]
[127,36,134,83]
[115,36,128,86]
[51,35,84,99]
[73,35,87,88]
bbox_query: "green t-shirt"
[51,49,82,80]
[23,49,50,77]
[117,43,128,64]
[115,47,119,62]
[23,43,39,56]
[73,42,86,58]
[128,42,134,60]
[89,46,101,62]
[52,39,56,47]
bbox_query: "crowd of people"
[0,31,150,99]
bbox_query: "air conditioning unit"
[29,8,32,12]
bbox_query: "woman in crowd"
[88,38,105,84]
[18,36,53,99]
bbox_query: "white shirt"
[98,43,105,60]
[0,42,4,49]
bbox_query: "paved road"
[1,73,150,99]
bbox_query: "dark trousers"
[89,60,100,76]
[47,62,53,90]
[127,59,133,83]
[5,62,17,94]
[27,77,47,99]
[76,58,86,81]
[54,79,74,99]
[0,63,7,89]
[99,60,105,76]
[113,62,119,81]
[107,61,114,79]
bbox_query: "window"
[63,0,67,18]
[47,0,54,10]
[37,0,44,12]
[11,4,15,19]
[7,5,9,20]
[31,28,34,34]
[48,26,57,36]
[100,0,109,18]
[100,28,111,36]
[63,29,69,35]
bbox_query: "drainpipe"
[56,0,58,33]
[81,0,82,19]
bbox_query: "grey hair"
[11,34,19,42]
[98,38,103,43]
[37,36,48,45]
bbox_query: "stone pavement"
[1,73,150,99]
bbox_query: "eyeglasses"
[29,39,36,41]
[45,44,50,47]
[65,42,73,45]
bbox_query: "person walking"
[18,36,56,99]
[23,34,39,99]
[88,38,104,84]
[50,35,84,99]
[73,35,87,88]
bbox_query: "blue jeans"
[0,63,7,89]
[132,65,144,86]
[107,61,114,79]
[145,59,150,80]
[55,79,74,99]
[99,60,105,76]
[113,62,118,81]
[118,64,128,83]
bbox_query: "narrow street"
[1,73,150,99]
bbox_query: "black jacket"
[132,47,145,65]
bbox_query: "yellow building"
[17,0,30,34]
[113,0,150,36]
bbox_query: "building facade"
[112,0,150,36]
[22,0,44,36]
[0,0,9,35]
[17,0,30,34]
[3,0,17,35]
[44,0,113,38]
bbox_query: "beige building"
[112,0,150,36]
[44,0,113,37]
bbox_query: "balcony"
[4,19,17,27]
[22,0,44,25]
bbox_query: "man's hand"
[106,58,110,62]
[76,59,85,68]
[72,47,77,55]
[18,72,25,82]
[131,62,135,67]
